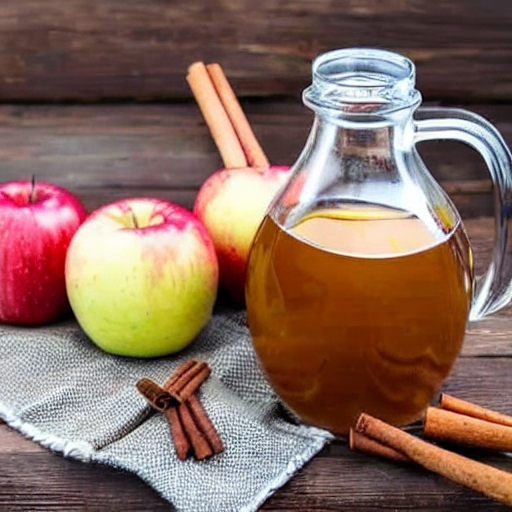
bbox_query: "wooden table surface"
[1,217,512,511]
[0,1,511,508]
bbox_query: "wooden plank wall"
[0,0,511,217]
[0,0,511,102]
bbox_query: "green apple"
[65,198,219,357]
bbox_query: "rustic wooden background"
[1,2,512,510]
[0,0,510,219]
[0,0,511,103]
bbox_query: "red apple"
[0,179,87,325]
[65,198,219,357]
[193,165,291,303]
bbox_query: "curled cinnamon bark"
[136,378,177,411]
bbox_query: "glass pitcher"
[245,48,512,436]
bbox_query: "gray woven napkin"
[0,307,333,512]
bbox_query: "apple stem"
[128,206,139,228]
[29,175,37,203]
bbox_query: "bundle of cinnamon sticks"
[186,61,269,170]
[137,360,223,461]
[350,393,512,506]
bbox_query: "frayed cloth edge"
[0,402,95,462]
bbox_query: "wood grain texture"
[1,218,512,510]
[0,102,509,217]
[1,359,512,512]
[0,0,511,101]
[0,448,173,511]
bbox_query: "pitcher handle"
[414,106,512,321]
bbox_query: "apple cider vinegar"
[245,206,473,435]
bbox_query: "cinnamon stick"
[349,428,409,462]
[206,63,269,168]
[187,62,247,169]
[424,406,512,452]
[354,413,512,507]
[439,393,512,428]
[186,61,270,170]
[188,394,224,455]
[165,407,192,461]
[136,360,223,462]
[164,360,211,402]
[137,360,210,409]
[178,400,214,461]
[136,377,177,411]
[166,360,197,384]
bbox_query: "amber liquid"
[246,207,473,435]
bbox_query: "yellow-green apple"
[0,179,87,325]
[65,197,219,357]
[193,165,291,303]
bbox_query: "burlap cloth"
[0,306,333,512]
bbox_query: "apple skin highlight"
[0,180,87,325]
[193,165,291,304]
[65,198,219,358]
